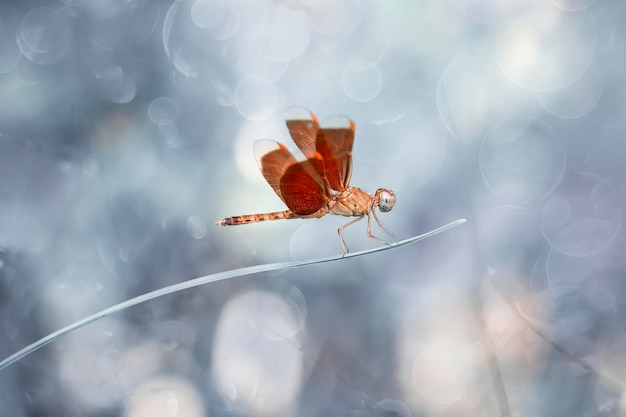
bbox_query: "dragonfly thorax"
[327,187,372,217]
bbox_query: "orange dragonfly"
[216,107,396,254]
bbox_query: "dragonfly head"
[374,188,396,212]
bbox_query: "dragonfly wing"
[254,139,328,215]
[253,139,297,204]
[285,107,320,159]
[279,158,329,215]
[316,115,355,191]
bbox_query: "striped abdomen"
[216,210,298,226]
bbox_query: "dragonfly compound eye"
[377,189,396,212]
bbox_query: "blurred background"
[1,0,625,416]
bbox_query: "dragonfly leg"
[372,209,396,240]
[366,211,395,247]
[337,215,365,255]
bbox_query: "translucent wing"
[253,139,329,215]
[285,107,320,160]
[286,108,355,191]
[253,139,296,203]
[279,158,329,215]
[316,116,355,191]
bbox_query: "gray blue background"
[1,1,625,416]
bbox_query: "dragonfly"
[216,107,396,254]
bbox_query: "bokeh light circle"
[212,289,305,416]
[234,76,279,121]
[549,0,599,12]
[186,216,207,239]
[191,0,225,29]
[412,342,472,404]
[341,59,382,103]
[496,13,596,92]
[95,68,137,103]
[148,97,180,124]
[264,5,312,62]
[239,32,289,81]
[479,117,566,203]
[85,1,158,51]
[437,50,529,144]
[17,7,72,65]
[540,173,622,257]
[158,121,181,147]
[164,0,239,78]
[536,66,603,119]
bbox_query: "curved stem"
[0,218,467,371]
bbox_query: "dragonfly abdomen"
[216,210,297,226]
